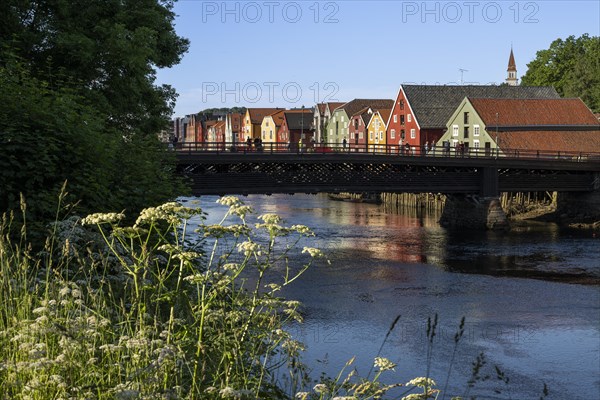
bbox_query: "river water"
[184,194,600,400]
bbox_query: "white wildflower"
[405,377,436,388]
[237,240,261,256]
[302,247,324,258]
[265,283,281,291]
[217,196,242,207]
[313,383,328,394]
[374,356,397,371]
[222,263,240,272]
[32,307,47,315]
[295,392,309,399]
[292,224,313,235]
[80,212,124,225]
[257,213,282,224]
[218,387,237,398]
[230,205,253,218]
[59,287,71,297]
[401,395,427,400]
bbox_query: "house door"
[485,142,491,156]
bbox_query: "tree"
[521,34,600,112]
[0,1,190,231]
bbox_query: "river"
[184,193,600,400]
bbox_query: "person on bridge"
[298,137,304,153]
[246,137,252,150]
[342,137,347,151]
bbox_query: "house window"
[359,132,363,139]
[401,129,405,139]
[410,129,416,139]
[369,131,373,140]
[452,125,459,136]
[391,129,396,139]
[262,131,265,139]
[464,112,469,124]
[400,100,404,110]
[400,115,405,125]
[473,140,480,150]
[380,131,384,140]
[474,125,480,136]
[464,126,469,139]
[355,119,359,129]
[269,130,273,139]
[453,139,458,147]
[266,121,269,127]
[407,114,412,122]
[329,128,333,136]
[394,115,398,123]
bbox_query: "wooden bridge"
[174,143,600,197]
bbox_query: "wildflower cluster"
[0,196,330,399]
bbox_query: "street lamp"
[301,105,305,139]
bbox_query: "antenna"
[459,68,469,85]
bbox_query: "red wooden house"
[277,110,315,150]
[348,107,373,151]
[386,85,561,153]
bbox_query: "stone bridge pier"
[440,195,509,230]
[439,167,509,230]
[555,173,600,221]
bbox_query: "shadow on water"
[435,220,600,285]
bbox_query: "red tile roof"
[266,110,286,127]
[497,130,600,152]
[247,108,281,124]
[327,102,345,113]
[470,98,599,127]
[377,108,393,126]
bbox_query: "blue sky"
[156,1,600,117]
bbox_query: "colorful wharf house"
[225,113,243,144]
[205,120,218,144]
[261,110,287,148]
[242,108,280,141]
[278,110,315,151]
[314,102,345,144]
[348,107,373,151]
[214,120,226,150]
[437,97,600,156]
[387,85,561,154]
[326,99,394,147]
[367,108,392,152]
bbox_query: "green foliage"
[0,0,189,134]
[0,59,188,234]
[521,34,600,112]
[0,198,323,398]
[0,0,190,233]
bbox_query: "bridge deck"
[175,145,600,196]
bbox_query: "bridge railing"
[171,141,600,162]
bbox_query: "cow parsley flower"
[81,212,124,225]
[374,356,397,371]
[405,377,436,387]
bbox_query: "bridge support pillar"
[554,189,600,222]
[440,195,509,230]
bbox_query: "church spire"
[506,47,518,86]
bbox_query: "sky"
[155,0,600,117]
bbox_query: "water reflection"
[182,194,599,399]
